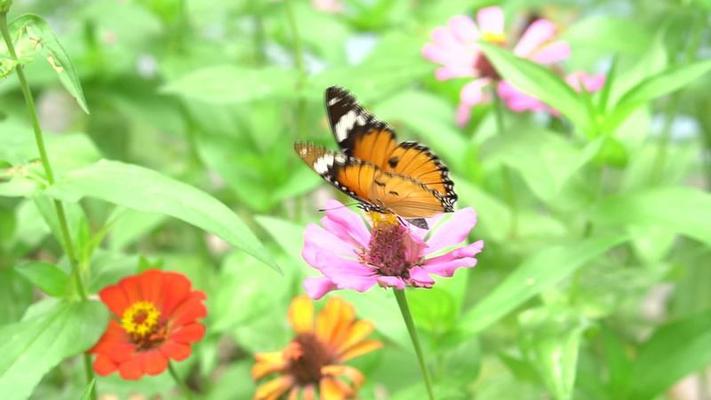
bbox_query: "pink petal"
[497,81,548,112]
[456,103,472,127]
[423,240,484,277]
[530,41,570,65]
[566,72,605,92]
[476,6,505,35]
[514,19,557,57]
[425,208,477,255]
[461,79,490,106]
[408,267,435,288]
[448,15,479,43]
[304,224,359,260]
[303,277,337,299]
[320,200,370,247]
[376,276,406,289]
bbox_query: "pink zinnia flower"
[498,71,606,114]
[422,6,571,125]
[301,200,484,299]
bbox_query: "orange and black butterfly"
[295,86,457,229]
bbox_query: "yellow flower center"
[368,211,399,228]
[482,31,506,45]
[121,301,160,337]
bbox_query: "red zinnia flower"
[90,269,207,380]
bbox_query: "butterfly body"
[296,87,457,225]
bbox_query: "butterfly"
[295,86,457,229]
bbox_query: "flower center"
[285,333,334,385]
[121,301,166,350]
[363,212,424,277]
[475,32,507,80]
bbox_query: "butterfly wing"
[325,86,457,209]
[295,142,448,218]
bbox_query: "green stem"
[169,362,194,399]
[394,289,435,400]
[1,11,93,394]
[490,85,518,237]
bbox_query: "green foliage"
[0,0,709,399]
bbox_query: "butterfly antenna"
[317,202,360,212]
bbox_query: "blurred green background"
[0,0,710,399]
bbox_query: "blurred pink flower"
[311,0,344,13]
[498,71,606,114]
[422,6,571,125]
[301,200,484,299]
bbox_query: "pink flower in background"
[422,6,571,125]
[301,200,484,299]
[498,71,606,114]
[311,0,344,13]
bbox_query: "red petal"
[138,269,164,308]
[118,357,143,380]
[93,355,117,376]
[142,350,168,375]
[160,340,192,361]
[170,323,205,344]
[119,275,143,304]
[170,296,207,325]
[99,284,130,317]
[161,273,191,315]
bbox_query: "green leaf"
[7,15,89,113]
[0,269,32,325]
[14,261,69,297]
[482,129,603,202]
[478,42,591,133]
[519,306,586,400]
[44,159,279,271]
[254,215,305,264]
[161,65,298,104]
[458,234,627,335]
[608,59,711,129]
[79,379,96,400]
[625,310,711,400]
[454,177,512,242]
[591,187,711,247]
[0,300,108,400]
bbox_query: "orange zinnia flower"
[253,295,382,400]
[90,269,207,380]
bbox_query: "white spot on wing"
[314,154,334,174]
[335,153,346,163]
[328,97,340,106]
[335,110,358,142]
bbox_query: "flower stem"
[394,289,435,400]
[1,11,94,397]
[169,362,194,399]
[490,85,518,238]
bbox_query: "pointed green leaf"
[79,379,96,400]
[478,42,591,132]
[0,300,108,400]
[44,160,279,272]
[458,234,627,335]
[6,14,89,113]
[14,261,69,297]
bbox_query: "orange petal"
[160,340,192,361]
[303,385,316,400]
[99,284,130,317]
[170,323,206,344]
[322,364,364,388]
[334,320,374,355]
[118,275,142,304]
[288,295,314,334]
[319,377,351,400]
[254,376,294,400]
[315,297,354,345]
[252,352,287,380]
[138,269,164,308]
[287,387,300,400]
[141,350,168,375]
[338,339,382,362]
[161,272,191,315]
[118,357,143,380]
[93,355,118,376]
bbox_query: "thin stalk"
[1,11,93,396]
[394,289,435,400]
[490,85,518,237]
[169,362,194,399]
